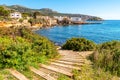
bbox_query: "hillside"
[0,5,103,20]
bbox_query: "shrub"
[20,28,58,58]
[91,41,120,77]
[0,37,34,70]
[0,27,58,70]
[0,6,10,17]
[62,38,96,51]
[19,19,23,23]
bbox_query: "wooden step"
[55,60,83,66]
[30,67,56,80]
[60,59,85,63]
[39,67,59,79]
[50,64,73,72]
[62,56,84,59]
[60,57,85,61]
[8,69,29,80]
[40,64,73,77]
[50,62,81,70]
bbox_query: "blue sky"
[0,0,120,20]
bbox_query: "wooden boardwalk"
[8,69,29,80]
[8,50,93,80]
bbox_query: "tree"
[22,12,30,19]
[33,11,41,19]
[28,18,38,25]
[0,6,10,17]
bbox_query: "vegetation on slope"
[87,17,103,21]
[62,38,96,51]
[90,41,120,77]
[0,27,58,70]
[73,64,119,80]
[0,6,10,16]
[0,6,10,21]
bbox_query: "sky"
[0,0,120,20]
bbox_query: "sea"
[35,20,120,45]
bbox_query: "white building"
[71,17,82,22]
[54,16,65,21]
[10,12,22,19]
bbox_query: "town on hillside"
[0,6,102,29]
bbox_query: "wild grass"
[57,74,71,80]
[90,41,120,77]
[73,64,119,80]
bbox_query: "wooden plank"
[51,62,81,70]
[60,57,85,61]
[30,67,56,80]
[60,58,85,63]
[62,56,84,59]
[40,64,73,77]
[8,69,29,80]
[39,67,59,79]
[55,60,83,66]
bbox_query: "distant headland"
[0,4,103,29]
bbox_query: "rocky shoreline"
[0,19,102,31]
[32,22,102,31]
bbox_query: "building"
[10,12,22,19]
[54,16,65,21]
[71,17,82,22]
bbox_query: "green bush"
[0,27,58,70]
[20,28,58,58]
[62,38,96,51]
[19,19,23,23]
[91,41,120,77]
[0,6,10,17]
[0,37,34,70]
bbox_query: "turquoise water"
[36,20,120,45]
